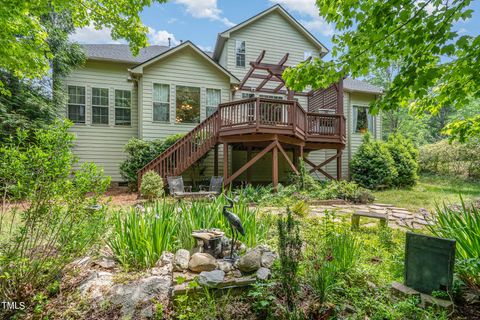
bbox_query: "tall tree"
[0,0,166,94]
[283,0,479,142]
[0,11,85,142]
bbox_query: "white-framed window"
[91,87,109,125]
[304,51,313,60]
[352,105,374,133]
[241,92,255,99]
[115,89,131,126]
[67,85,86,124]
[153,83,170,122]
[206,88,221,117]
[235,40,245,67]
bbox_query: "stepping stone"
[392,212,412,219]
[420,293,454,312]
[390,281,420,299]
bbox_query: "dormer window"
[235,40,246,67]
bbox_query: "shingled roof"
[82,44,214,64]
[343,78,383,94]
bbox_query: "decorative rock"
[256,267,271,280]
[156,251,174,267]
[390,281,420,299]
[420,293,454,312]
[218,260,234,273]
[71,256,92,268]
[96,257,116,269]
[198,270,225,287]
[188,253,217,272]
[237,250,261,273]
[232,269,242,278]
[109,275,171,317]
[173,249,190,271]
[261,251,277,268]
[78,271,114,301]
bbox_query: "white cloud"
[167,18,178,24]
[269,0,334,37]
[148,28,180,47]
[174,0,235,27]
[197,45,213,52]
[70,24,121,44]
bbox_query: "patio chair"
[199,176,223,195]
[167,176,220,199]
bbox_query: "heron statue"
[222,195,245,260]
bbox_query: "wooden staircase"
[137,111,220,190]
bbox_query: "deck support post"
[293,148,298,168]
[223,142,228,184]
[336,149,342,180]
[214,144,219,176]
[246,147,252,184]
[300,145,304,159]
[272,144,278,192]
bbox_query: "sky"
[70,0,480,57]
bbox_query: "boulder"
[198,270,225,288]
[188,253,217,272]
[78,271,113,301]
[261,251,277,268]
[95,257,116,269]
[173,249,190,271]
[109,275,171,318]
[218,260,233,273]
[237,250,261,273]
[156,251,174,267]
[256,267,271,280]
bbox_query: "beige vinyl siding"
[226,11,319,90]
[139,45,232,178]
[64,61,138,182]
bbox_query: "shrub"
[140,170,164,200]
[277,209,302,312]
[419,139,480,179]
[120,134,184,189]
[0,121,110,302]
[324,180,375,204]
[386,134,419,187]
[350,133,398,189]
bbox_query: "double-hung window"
[115,89,131,126]
[153,84,170,122]
[353,105,374,133]
[67,85,86,124]
[235,40,245,67]
[92,88,109,125]
[206,88,221,117]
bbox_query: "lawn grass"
[373,174,480,212]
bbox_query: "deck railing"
[218,97,345,141]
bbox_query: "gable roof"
[81,44,214,64]
[213,4,329,60]
[343,78,383,94]
[129,41,240,83]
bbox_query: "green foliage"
[108,201,177,270]
[386,134,419,187]
[0,121,110,301]
[324,180,375,204]
[0,0,168,94]
[350,133,398,188]
[426,199,480,288]
[109,194,271,270]
[120,134,184,189]
[291,200,309,217]
[420,139,480,179]
[140,170,164,200]
[277,209,302,312]
[283,0,479,142]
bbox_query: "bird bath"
[192,229,225,258]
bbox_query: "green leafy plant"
[0,121,110,303]
[291,200,309,217]
[386,134,419,187]
[140,170,164,200]
[350,133,398,189]
[120,134,184,189]
[277,208,302,312]
[108,201,178,270]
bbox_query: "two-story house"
[63,4,383,188]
